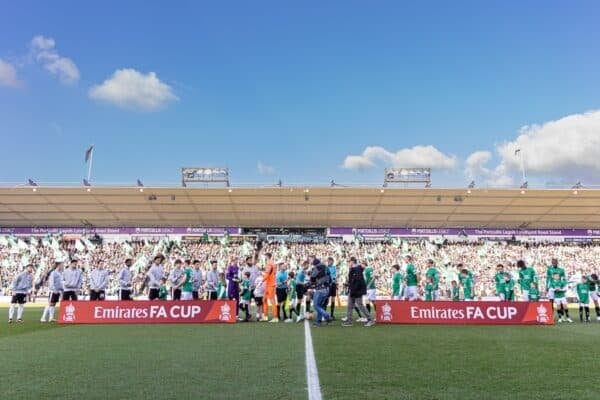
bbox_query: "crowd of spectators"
[1,235,598,300]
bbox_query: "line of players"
[8,254,600,325]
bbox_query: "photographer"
[342,257,375,327]
[308,258,332,327]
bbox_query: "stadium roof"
[0,186,599,229]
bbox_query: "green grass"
[2,308,600,400]
[1,309,306,400]
[312,323,600,400]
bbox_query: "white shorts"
[289,298,298,308]
[464,298,474,302]
[554,297,567,306]
[392,295,402,301]
[367,289,377,301]
[240,299,249,305]
[547,288,555,300]
[181,292,193,301]
[590,291,599,301]
[432,290,439,301]
[521,290,530,301]
[579,302,589,308]
[405,286,418,300]
[498,293,506,301]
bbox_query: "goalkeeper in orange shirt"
[262,253,278,321]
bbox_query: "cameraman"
[308,258,332,327]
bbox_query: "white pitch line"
[304,319,323,400]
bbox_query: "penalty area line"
[304,319,323,400]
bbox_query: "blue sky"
[1,1,600,187]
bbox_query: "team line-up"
[8,252,600,326]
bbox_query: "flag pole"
[519,151,526,183]
[87,148,94,182]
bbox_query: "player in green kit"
[391,264,403,300]
[461,269,474,301]
[158,278,168,300]
[239,272,252,322]
[550,272,572,323]
[425,259,440,300]
[424,276,434,301]
[404,255,419,301]
[589,273,600,321]
[217,272,228,300]
[528,282,540,301]
[451,280,460,301]
[177,263,194,300]
[502,273,514,301]
[495,264,506,300]
[517,260,537,301]
[286,271,300,322]
[576,275,591,323]
[546,258,565,305]
[364,262,376,314]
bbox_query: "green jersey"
[588,277,598,292]
[241,279,252,301]
[503,278,515,301]
[425,282,434,301]
[405,264,418,286]
[518,267,537,290]
[529,287,540,301]
[288,279,297,299]
[494,272,505,295]
[158,285,168,300]
[217,281,228,299]
[452,287,460,301]
[364,266,375,289]
[391,272,402,296]
[546,266,565,289]
[549,278,567,299]
[462,276,474,300]
[426,268,439,290]
[181,267,193,292]
[576,283,590,304]
[458,270,473,288]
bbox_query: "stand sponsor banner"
[328,227,597,237]
[375,301,554,325]
[58,300,236,324]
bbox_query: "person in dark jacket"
[309,258,332,327]
[342,257,375,327]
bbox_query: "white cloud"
[465,150,513,187]
[30,35,80,84]
[0,58,20,87]
[342,145,457,171]
[88,69,178,111]
[465,150,492,179]
[257,161,275,175]
[496,110,600,179]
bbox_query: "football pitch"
[2,307,599,400]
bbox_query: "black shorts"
[11,293,27,304]
[329,282,338,297]
[89,290,106,301]
[207,291,218,300]
[296,284,305,300]
[276,287,288,303]
[120,289,132,301]
[148,288,160,300]
[49,292,61,304]
[63,291,78,301]
[255,296,263,307]
[192,291,199,300]
[172,288,181,300]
